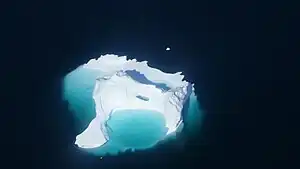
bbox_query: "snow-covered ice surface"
[63,54,202,156]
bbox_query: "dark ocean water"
[6,1,291,167]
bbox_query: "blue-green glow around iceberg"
[63,54,202,156]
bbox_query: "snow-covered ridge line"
[83,54,188,89]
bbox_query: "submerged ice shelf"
[63,54,197,152]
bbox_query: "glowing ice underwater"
[63,54,202,156]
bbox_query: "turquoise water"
[63,66,202,156]
[63,66,99,132]
[106,109,167,149]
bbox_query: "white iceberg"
[63,54,197,153]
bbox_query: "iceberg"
[63,54,201,155]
